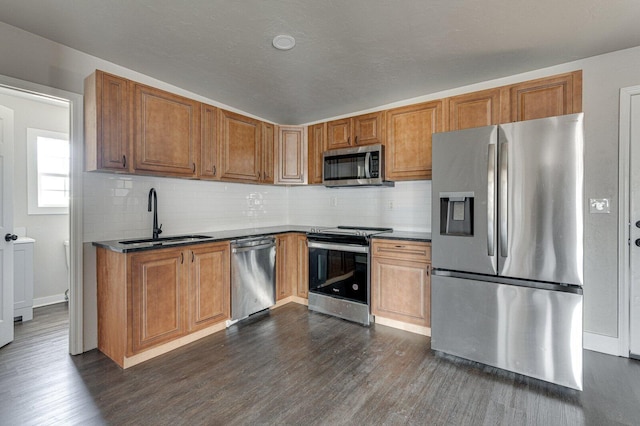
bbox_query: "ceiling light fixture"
[272,35,296,51]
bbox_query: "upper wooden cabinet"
[84,70,132,172]
[326,111,385,150]
[308,123,326,185]
[218,109,262,183]
[276,126,307,185]
[509,71,582,122]
[447,88,509,131]
[133,83,200,177]
[200,104,219,180]
[261,122,275,184]
[386,100,444,181]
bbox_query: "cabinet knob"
[122,155,127,168]
[636,239,640,247]
[213,165,216,176]
[192,163,196,173]
[636,220,640,228]
[355,136,358,145]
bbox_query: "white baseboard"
[584,331,625,356]
[33,294,67,308]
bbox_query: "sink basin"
[119,235,214,246]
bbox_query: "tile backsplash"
[83,174,431,242]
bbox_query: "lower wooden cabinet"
[276,233,308,300]
[97,241,231,368]
[371,239,431,328]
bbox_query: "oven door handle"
[307,241,369,254]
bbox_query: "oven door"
[307,241,369,304]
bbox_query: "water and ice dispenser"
[439,192,474,236]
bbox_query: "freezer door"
[431,273,583,390]
[498,113,584,286]
[432,125,498,275]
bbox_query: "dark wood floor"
[1,303,639,425]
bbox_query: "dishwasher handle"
[231,238,275,253]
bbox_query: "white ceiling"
[1,0,639,124]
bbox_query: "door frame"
[618,85,640,358]
[0,74,84,355]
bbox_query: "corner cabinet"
[133,83,200,177]
[386,101,444,181]
[84,70,132,172]
[371,239,431,332]
[276,126,307,184]
[97,241,230,368]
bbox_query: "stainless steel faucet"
[147,188,162,240]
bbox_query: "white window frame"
[27,128,69,215]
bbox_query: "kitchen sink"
[118,235,214,246]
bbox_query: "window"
[27,128,69,214]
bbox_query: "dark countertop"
[93,225,431,253]
[373,231,431,242]
[93,225,314,253]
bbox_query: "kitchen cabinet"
[276,126,307,184]
[200,104,219,179]
[84,70,132,172]
[371,239,431,329]
[296,234,308,298]
[385,100,444,181]
[262,122,275,184]
[218,109,263,183]
[447,87,509,131]
[276,233,308,300]
[133,83,200,177]
[326,112,385,150]
[308,123,326,184]
[188,242,231,331]
[129,247,188,354]
[509,70,582,122]
[96,241,231,368]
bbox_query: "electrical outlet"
[331,196,338,207]
[388,201,394,210]
[589,198,610,214]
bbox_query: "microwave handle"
[364,152,372,178]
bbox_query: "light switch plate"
[589,198,610,214]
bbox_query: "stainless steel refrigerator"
[431,113,584,390]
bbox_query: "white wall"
[0,91,70,305]
[1,20,639,354]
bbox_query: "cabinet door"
[353,111,385,146]
[219,109,262,182]
[447,88,508,131]
[509,70,582,122]
[84,70,131,172]
[276,126,307,184]
[327,118,352,149]
[188,242,230,331]
[371,257,430,327]
[261,122,275,183]
[129,248,187,355]
[276,234,295,300]
[200,104,219,179]
[133,84,200,176]
[296,234,308,298]
[386,100,444,180]
[308,123,326,184]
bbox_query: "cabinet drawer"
[371,240,431,262]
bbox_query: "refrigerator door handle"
[499,142,509,257]
[487,144,496,256]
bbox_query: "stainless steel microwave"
[322,144,393,187]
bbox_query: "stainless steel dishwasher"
[230,236,276,320]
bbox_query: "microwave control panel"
[370,152,380,177]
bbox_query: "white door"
[630,92,640,357]
[0,105,15,348]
